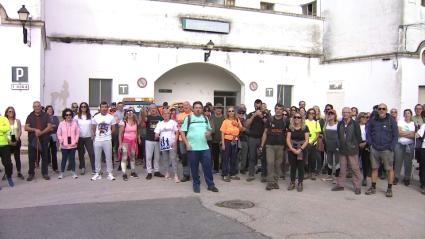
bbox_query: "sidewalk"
[1,154,424,239]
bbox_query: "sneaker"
[7,177,14,187]
[297,182,303,192]
[272,182,280,189]
[193,186,201,193]
[355,188,361,195]
[230,175,240,180]
[58,174,63,179]
[91,171,96,175]
[181,175,190,182]
[123,174,128,181]
[266,183,274,191]
[72,173,78,179]
[91,173,101,181]
[17,172,25,180]
[154,172,165,177]
[207,186,219,192]
[146,173,153,180]
[246,176,255,182]
[331,186,344,191]
[80,168,86,175]
[107,173,116,181]
[287,182,296,191]
[362,179,367,187]
[174,175,180,183]
[42,175,50,180]
[165,172,171,179]
[130,172,139,178]
[222,176,231,182]
[365,187,376,195]
[403,179,410,186]
[322,175,333,182]
[26,174,34,182]
[385,188,393,197]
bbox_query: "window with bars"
[89,78,112,107]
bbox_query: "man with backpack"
[261,103,287,191]
[180,101,218,193]
[366,103,399,197]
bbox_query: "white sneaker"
[58,174,63,179]
[174,175,180,183]
[107,173,116,181]
[72,173,78,179]
[165,172,171,180]
[91,173,101,181]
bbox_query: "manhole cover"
[215,200,255,209]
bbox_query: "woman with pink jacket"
[57,108,80,179]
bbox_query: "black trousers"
[47,138,58,171]
[306,144,320,174]
[419,149,425,187]
[77,137,95,171]
[288,151,305,183]
[0,145,13,178]
[10,140,22,173]
[28,140,49,176]
[211,142,222,172]
[360,146,371,179]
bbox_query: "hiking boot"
[309,173,316,181]
[123,174,128,181]
[385,188,393,198]
[17,173,25,180]
[222,176,231,182]
[365,187,376,195]
[355,188,361,195]
[42,175,50,180]
[207,186,219,192]
[362,179,367,187]
[266,183,274,191]
[26,174,34,182]
[230,175,240,180]
[297,182,303,192]
[287,182,296,191]
[193,185,200,193]
[246,176,255,182]
[272,182,280,189]
[331,186,344,191]
[403,179,410,186]
[181,175,190,182]
[154,172,165,177]
[130,172,139,178]
[146,173,152,180]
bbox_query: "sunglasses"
[294,116,302,119]
[378,107,387,111]
[390,111,397,114]
[283,113,288,116]
[228,110,234,112]
[65,113,73,116]
[80,105,87,108]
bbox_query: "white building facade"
[0,0,424,119]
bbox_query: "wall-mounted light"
[17,5,30,44]
[204,40,214,62]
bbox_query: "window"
[422,0,425,7]
[260,2,274,11]
[225,0,235,6]
[89,78,112,107]
[422,50,425,65]
[302,1,317,16]
[277,85,292,108]
[214,91,236,107]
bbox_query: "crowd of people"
[0,99,424,197]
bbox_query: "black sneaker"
[146,173,152,180]
[385,188,393,198]
[403,179,410,186]
[130,172,139,178]
[123,174,128,181]
[331,186,344,191]
[26,174,34,181]
[154,172,165,177]
[42,175,50,180]
[207,186,219,192]
[365,187,376,195]
[17,173,25,180]
[181,175,190,182]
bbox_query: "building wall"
[44,0,323,55]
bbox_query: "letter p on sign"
[12,67,28,82]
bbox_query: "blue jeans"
[222,140,238,176]
[188,149,215,189]
[61,148,76,173]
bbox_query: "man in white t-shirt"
[154,109,180,182]
[91,101,117,181]
[394,109,415,186]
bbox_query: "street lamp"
[17,5,30,44]
[204,40,214,62]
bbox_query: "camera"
[11,134,16,142]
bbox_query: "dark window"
[422,50,425,65]
[214,91,236,108]
[422,0,425,7]
[225,0,235,6]
[260,2,274,10]
[302,1,317,16]
[89,78,112,107]
[277,85,292,108]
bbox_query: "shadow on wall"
[50,81,69,113]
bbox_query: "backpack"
[185,115,209,136]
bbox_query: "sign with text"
[11,84,29,90]
[266,88,273,97]
[12,66,28,82]
[118,84,129,95]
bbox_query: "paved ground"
[0,154,424,239]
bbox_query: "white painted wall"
[400,57,425,109]
[322,0,402,59]
[44,0,323,54]
[0,25,43,121]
